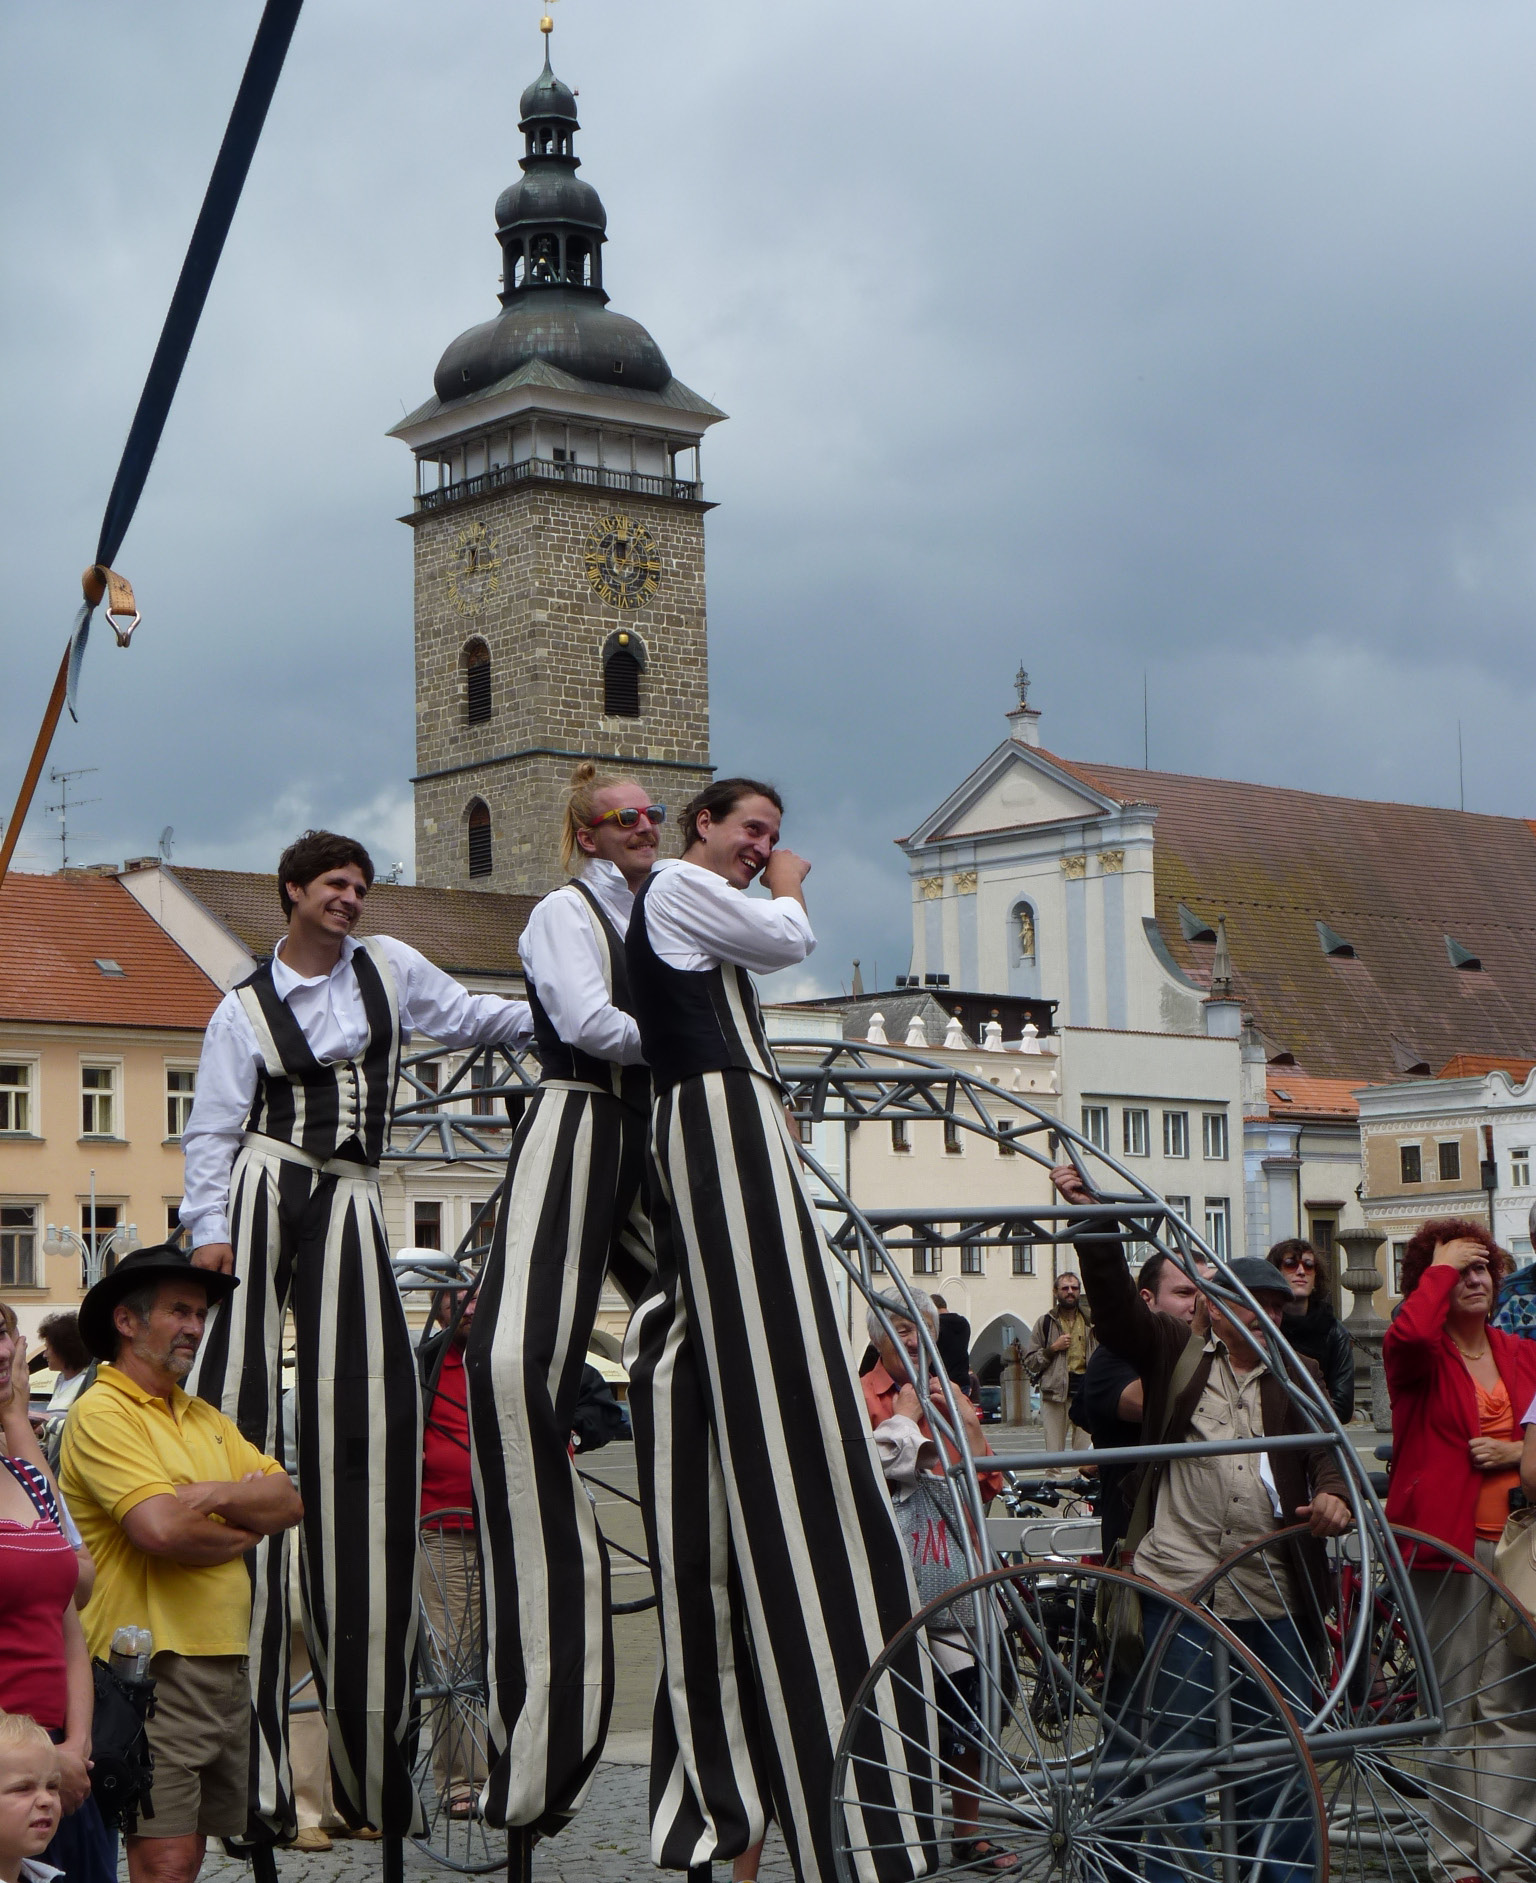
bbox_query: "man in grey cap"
[1050,1166,1351,1883]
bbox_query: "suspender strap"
[1120,1328,1206,1560]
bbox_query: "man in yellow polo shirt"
[60,1246,301,1883]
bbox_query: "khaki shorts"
[139,1652,250,1840]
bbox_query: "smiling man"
[463,764,662,1832]
[176,830,531,1841]
[622,779,936,1883]
[61,1245,301,1883]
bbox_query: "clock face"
[584,514,661,610]
[446,522,501,615]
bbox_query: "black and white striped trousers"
[187,1135,423,1839]
[464,1081,655,1833]
[626,1068,937,1883]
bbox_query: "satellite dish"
[158,826,175,860]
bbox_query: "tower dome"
[433,33,671,401]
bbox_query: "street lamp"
[43,1221,139,1291]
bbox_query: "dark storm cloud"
[4,1,1536,992]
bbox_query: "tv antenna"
[158,825,175,861]
[44,767,100,869]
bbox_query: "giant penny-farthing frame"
[389,1036,1536,1882]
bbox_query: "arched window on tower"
[567,238,590,286]
[602,631,644,718]
[462,639,492,724]
[466,800,493,879]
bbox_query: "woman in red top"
[0,1301,113,1883]
[1382,1219,1536,1882]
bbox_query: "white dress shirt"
[641,858,815,973]
[518,858,646,1065]
[180,933,532,1249]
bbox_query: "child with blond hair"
[0,1713,62,1883]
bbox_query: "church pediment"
[905,743,1122,848]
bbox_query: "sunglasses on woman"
[588,804,667,830]
[1278,1253,1316,1273]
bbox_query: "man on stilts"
[624,779,937,1883]
[179,829,532,1839]
[464,763,661,1832]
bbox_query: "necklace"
[1449,1332,1491,1363]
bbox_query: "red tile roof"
[0,874,220,1029]
[1058,758,1536,1085]
[1436,1053,1536,1082]
[1265,1072,1360,1121]
[167,868,536,978]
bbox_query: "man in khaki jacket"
[1023,1272,1096,1455]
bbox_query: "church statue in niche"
[1016,903,1036,962]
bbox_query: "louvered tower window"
[467,801,493,878]
[604,645,642,718]
[463,640,492,724]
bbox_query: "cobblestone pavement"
[172,1420,1397,1883]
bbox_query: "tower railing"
[414,454,700,514]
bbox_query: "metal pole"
[382,1833,404,1883]
[89,1169,97,1288]
[508,1827,534,1883]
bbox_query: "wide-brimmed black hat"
[78,1243,239,1362]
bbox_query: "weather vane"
[539,0,560,35]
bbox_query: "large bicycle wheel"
[831,1560,1325,1882]
[1190,1522,1536,1882]
[411,1510,506,1874]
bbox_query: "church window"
[466,800,493,878]
[1011,899,1036,963]
[604,643,642,718]
[463,640,492,724]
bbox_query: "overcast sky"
[5,1,1536,996]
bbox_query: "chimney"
[1007,663,1041,747]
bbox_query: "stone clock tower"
[391,23,723,895]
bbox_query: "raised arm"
[1382,1255,1464,1390]
[1049,1165,1167,1374]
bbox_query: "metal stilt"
[508,1827,535,1882]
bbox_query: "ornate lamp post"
[43,1219,139,1292]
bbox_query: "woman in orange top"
[1383,1219,1536,1882]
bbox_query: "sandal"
[445,1783,480,1820]
[952,1838,1020,1873]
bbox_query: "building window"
[417,1060,442,1114]
[1165,1195,1192,1224]
[997,1127,1018,1156]
[1438,1140,1461,1182]
[1123,1108,1150,1158]
[891,1120,911,1154]
[1400,1143,1422,1185]
[1202,1112,1229,1161]
[469,1056,508,1128]
[0,1063,33,1135]
[81,1065,118,1138]
[413,1201,443,1251]
[913,1243,941,1277]
[467,800,493,878]
[1513,1148,1531,1188]
[1081,1106,1109,1151]
[603,643,642,718]
[1392,1240,1408,1295]
[1011,900,1036,963]
[1308,1214,1337,1265]
[0,1204,37,1287]
[1204,1197,1230,1259]
[943,1118,962,1156]
[166,1067,196,1139]
[1011,1237,1035,1277]
[83,1203,122,1274]
[463,639,492,724]
[788,1110,813,1146]
[961,1241,984,1276]
[166,1204,186,1250]
[1163,1111,1190,1159]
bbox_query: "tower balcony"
[412,451,701,517]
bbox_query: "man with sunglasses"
[463,764,663,1833]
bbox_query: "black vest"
[526,879,651,1111]
[626,872,781,1092]
[237,938,400,1165]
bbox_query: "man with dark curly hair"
[179,830,531,1841]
